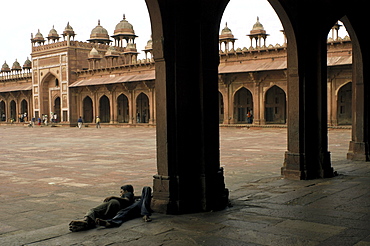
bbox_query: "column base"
[347,141,369,161]
[151,175,176,214]
[282,151,334,180]
[152,169,229,214]
[282,151,303,180]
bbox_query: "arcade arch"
[0,101,5,121]
[233,87,253,123]
[264,85,286,124]
[99,95,110,123]
[21,99,28,115]
[218,92,224,123]
[144,0,367,214]
[10,100,16,121]
[54,97,61,123]
[117,94,129,123]
[136,92,149,123]
[83,96,93,123]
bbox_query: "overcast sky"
[0,0,348,66]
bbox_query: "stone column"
[147,0,228,214]
[282,23,333,180]
[347,31,369,161]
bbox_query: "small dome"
[1,61,10,72]
[12,59,22,71]
[88,20,111,44]
[249,17,267,35]
[114,15,135,36]
[145,38,153,50]
[35,29,44,38]
[220,22,235,39]
[125,43,137,51]
[252,17,265,31]
[91,20,108,36]
[48,25,59,39]
[90,47,99,56]
[88,48,102,59]
[105,46,120,57]
[65,22,74,32]
[63,22,76,37]
[221,23,233,36]
[33,29,45,42]
[23,57,32,69]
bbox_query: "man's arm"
[104,196,130,202]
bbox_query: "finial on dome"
[123,14,126,20]
[98,19,100,25]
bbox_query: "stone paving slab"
[0,125,369,245]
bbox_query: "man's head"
[120,184,134,194]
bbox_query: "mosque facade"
[0,16,352,126]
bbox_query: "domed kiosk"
[111,15,138,47]
[87,20,111,45]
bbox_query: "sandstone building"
[0,16,352,127]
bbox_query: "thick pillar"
[281,5,334,180]
[147,0,228,214]
[345,14,370,161]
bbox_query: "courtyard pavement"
[0,124,369,245]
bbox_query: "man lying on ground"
[69,184,135,232]
[96,186,153,227]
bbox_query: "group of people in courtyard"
[69,185,153,232]
[77,116,101,128]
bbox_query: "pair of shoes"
[143,215,152,222]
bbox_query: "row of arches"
[1,81,351,125]
[0,99,29,122]
[81,93,150,124]
[218,82,352,125]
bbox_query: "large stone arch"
[145,0,366,214]
[341,14,370,161]
[40,72,59,116]
[145,0,298,213]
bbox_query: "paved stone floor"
[0,125,369,245]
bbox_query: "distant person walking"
[77,116,83,129]
[96,116,101,128]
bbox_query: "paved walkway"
[0,125,369,245]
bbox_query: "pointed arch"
[99,95,110,123]
[265,85,286,124]
[0,100,5,121]
[83,96,93,123]
[53,97,61,123]
[10,100,16,121]
[337,82,352,125]
[219,91,224,123]
[40,72,59,116]
[117,94,129,123]
[233,87,253,123]
[136,93,149,123]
